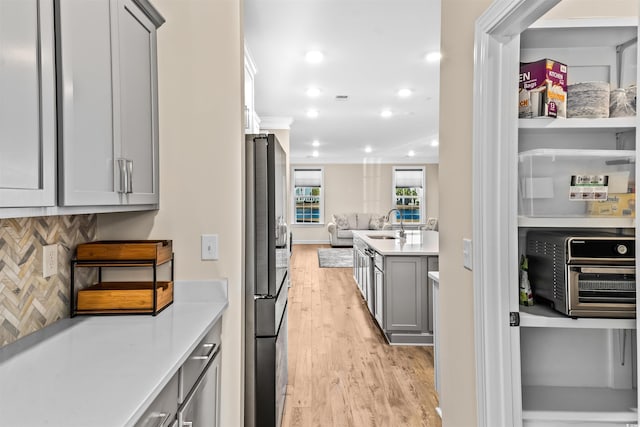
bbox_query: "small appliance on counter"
[70,240,174,316]
[526,230,635,318]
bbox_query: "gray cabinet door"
[0,0,56,207]
[374,266,384,328]
[384,256,427,331]
[57,0,161,207]
[115,0,159,205]
[57,0,122,206]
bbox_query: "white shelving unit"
[514,18,638,427]
[473,4,640,427]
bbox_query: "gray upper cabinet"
[57,0,163,207]
[0,0,56,208]
[115,0,160,205]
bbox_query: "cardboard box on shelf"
[586,193,636,217]
[519,59,567,118]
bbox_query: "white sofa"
[327,213,391,247]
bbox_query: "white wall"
[97,1,244,425]
[438,1,638,426]
[291,163,439,243]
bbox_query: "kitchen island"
[0,280,228,427]
[352,230,438,345]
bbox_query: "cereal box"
[586,193,636,217]
[519,59,567,118]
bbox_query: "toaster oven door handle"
[578,267,635,274]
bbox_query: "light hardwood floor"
[282,244,441,427]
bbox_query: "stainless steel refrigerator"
[245,134,289,427]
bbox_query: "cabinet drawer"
[134,371,179,427]
[180,320,222,403]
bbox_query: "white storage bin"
[518,149,635,217]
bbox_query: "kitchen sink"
[367,235,397,240]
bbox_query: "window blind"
[395,169,423,188]
[294,169,322,187]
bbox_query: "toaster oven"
[526,230,636,318]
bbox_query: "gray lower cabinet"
[385,256,427,332]
[179,350,221,426]
[382,255,436,344]
[373,259,384,328]
[134,371,180,427]
[57,0,163,207]
[0,0,56,208]
[135,319,222,427]
[353,240,437,345]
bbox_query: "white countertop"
[0,280,228,427]
[352,230,439,256]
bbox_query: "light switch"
[463,238,472,270]
[201,234,218,260]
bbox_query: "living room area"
[290,162,439,247]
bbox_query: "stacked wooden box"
[72,240,174,316]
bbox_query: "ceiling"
[244,0,442,165]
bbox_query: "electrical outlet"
[43,244,58,278]
[201,234,218,260]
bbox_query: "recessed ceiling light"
[397,88,413,98]
[312,150,319,157]
[306,87,321,97]
[365,146,372,153]
[312,140,320,147]
[431,139,439,147]
[306,109,319,119]
[425,51,442,63]
[305,50,324,64]
[380,109,393,118]
[408,150,416,157]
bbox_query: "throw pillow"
[346,213,358,229]
[334,214,350,230]
[369,215,387,230]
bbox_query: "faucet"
[386,208,406,238]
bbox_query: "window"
[293,167,323,224]
[392,166,425,223]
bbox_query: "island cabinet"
[385,256,430,332]
[57,0,164,207]
[352,230,439,345]
[0,0,56,208]
[381,254,437,344]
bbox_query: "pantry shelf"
[522,385,638,423]
[519,305,636,329]
[518,117,636,131]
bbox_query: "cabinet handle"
[191,343,217,361]
[118,159,128,193]
[126,160,133,193]
[182,422,193,427]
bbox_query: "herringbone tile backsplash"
[0,215,97,347]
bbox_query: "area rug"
[317,248,353,268]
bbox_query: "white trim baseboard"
[292,239,331,245]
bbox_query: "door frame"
[472,1,560,426]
